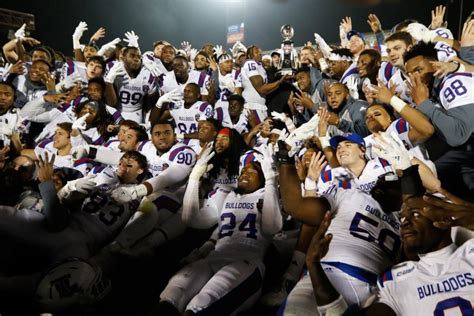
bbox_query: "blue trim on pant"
[321,261,378,284]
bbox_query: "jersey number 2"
[218,213,257,239]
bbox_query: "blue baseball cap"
[330,133,365,149]
[347,30,366,43]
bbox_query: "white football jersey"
[35,139,74,169]
[438,72,474,111]
[72,177,140,244]
[388,69,413,105]
[365,119,433,171]
[213,104,249,134]
[136,140,196,181]
[433,27,457,62]
[216,68,242,105]
[114,66,158,121]
[377,62,397,87]
[317,157,394,194]
[241,59,267,105]
[340,62,359,85]
[170,100,213,135]
[205,188,270,260]
[0,108,20,146]
[377,240,474,316]
[59,60,88,84]
[208,150,259,191]
[161,69,210,97]
[321,187,401,275]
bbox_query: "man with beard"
[322,82,369,136]
[104,46,159,123]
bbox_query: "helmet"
[35,257,111,312]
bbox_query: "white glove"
[0,63,12,79]
[285,114,320,156]
[71,144,90,160]
[72,113,90,131]
[372,131,412,170]
[271,111,291,125]
[123,30,140,49]
[231,41,247,58]
[181,41,192,54]
[111,184,148,204]
[339,25,349,48]
[189,48,198,62]
[63,176,97,196]
[142,57,162,77]
[14,23,26,41]
[0,123,13,137]
[278,130,289,141]
[406,23,437,43]
[97,37,121,56]
[189,143,215,180]
[256,144,277,184]
[156,89,182,108]
[72,21,88,50]
[346,76,359,99]
[57,72,82,91]
[213,44,224,58]
[104,61,128,84]
[314,33,332,58]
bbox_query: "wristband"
[317,295,348,316]
[319,136,330,149]
[176,133,184,140]
[390,95,407,113]
[451,61,466,73]
[304,177,317,191]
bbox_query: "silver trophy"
[278,24,298,75]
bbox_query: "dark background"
[1,0,473,56]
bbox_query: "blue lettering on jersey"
[224,202,255,209]
[417,273,474,300]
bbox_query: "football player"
[155,145,282,315]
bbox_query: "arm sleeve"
[337,100,370,136]
[459,46,474,65]
[261,182,283,235]
[94,147,123,165]
[182,178,220,228]
[19,97,58,123]
[417,100,474,147]
[375,31,385,51]
[38,180,70,232]
[146,163,191,192]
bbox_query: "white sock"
[283,250,306,281]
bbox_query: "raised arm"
[277,142,330,226]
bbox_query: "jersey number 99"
[119,91,143,105]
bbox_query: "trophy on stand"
[277,24,298,76]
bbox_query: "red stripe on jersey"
[396,118,408,134]
[169,146,192,161]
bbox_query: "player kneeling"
[154,145,282,315]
